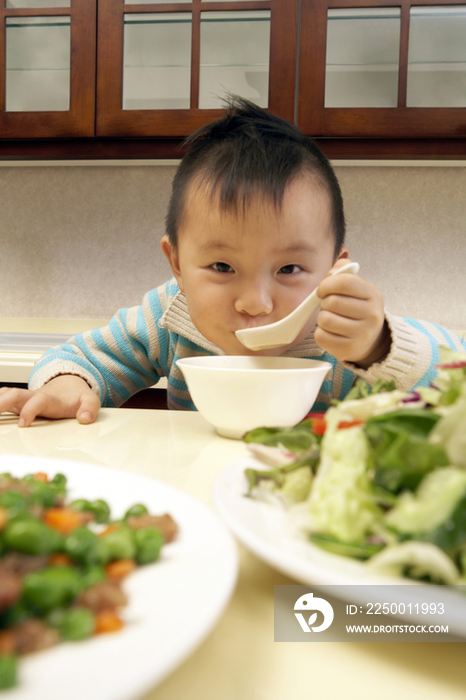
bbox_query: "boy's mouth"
[236,318,278,330]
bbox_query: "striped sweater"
[29,278,466,412]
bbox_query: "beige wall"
[0,162,465,330]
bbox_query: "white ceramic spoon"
[235,261,360,351]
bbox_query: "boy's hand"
[0,375,100,427]
[314,260,390,368]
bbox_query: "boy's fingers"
[17,393,54,427]
[318,273,361,300]
[0,388,34,416]
[76,392,100,424]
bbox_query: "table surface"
[0,408,464,700]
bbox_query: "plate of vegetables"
[0,456,238,698]
[213,346,466,634]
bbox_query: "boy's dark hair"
[165,96,345,256]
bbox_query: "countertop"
[0,408,464,700]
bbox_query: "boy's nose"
[235,286,273,317]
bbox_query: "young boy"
[1,97,465,427]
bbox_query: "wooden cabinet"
[1,0,465,156]
[0,0,297,144]
[96,0,298,137]
[0,0,96,139]
[297,0,466,148]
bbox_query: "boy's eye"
[279,264,302,275]
[211,262,234,273]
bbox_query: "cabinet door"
[298,0,466,138]
[96,0,298,138]
[0,0,96,138]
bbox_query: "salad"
[243,345,466,587]
[0,471,177,690]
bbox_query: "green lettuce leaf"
[365,409,449,493]
[385,467,466,542]
[243,424,319,453]
[309,426,382,543]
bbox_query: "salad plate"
[213,456,466,637]
[0,454,238,700]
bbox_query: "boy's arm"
[29,287,169,407]
[0,285,171,426]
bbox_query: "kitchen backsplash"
[1,162,465,330]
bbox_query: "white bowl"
[176,356,332,439]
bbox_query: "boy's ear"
[161,235,184,291]
[335,246,350,262]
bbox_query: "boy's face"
[161,176,348,356]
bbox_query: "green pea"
[51,473,67,487]
[45,607,66,629]
[64,527,98,560]
[3,519,63,555]
[64,527,110,566]
[0,599,29,629]
[5,510,35,527]
[134,527,165,565]
[102,528,136,561]
[124,503,148,519]
[28,481,57,508]
[80,564,106,588]
[57,608,96,641]
[88,539,112,566]
[0,491,28,512]
[89,499,111,524]
[0,655,17,690]
[70,498,92,513]
[23,567,84,613]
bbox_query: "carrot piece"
[105,559,136,581]
[0,631,16,655]
[43,507,85,535]
[48,553,72,567]
[94,609,124,634]
[0,506,8,532]
[311,417,327,436]
[337,420,364,430]
[98,523,120,538]
[34,472,49,482]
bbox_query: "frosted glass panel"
[407,6,466,107]
[199,11,270,108]
[5,16,70,111]
[325,8,400,107]
[123,13,192,109]
[6,0,70,6]
[125,0,188,3]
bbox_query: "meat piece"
[11,619,60,655]
[127,513,178,543]
[77,581,127,614]
[1,552,49,576]
[0,476,31,498]
[0,569,22,612]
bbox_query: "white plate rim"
[0,454,238,700]
[213,456,466,637]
